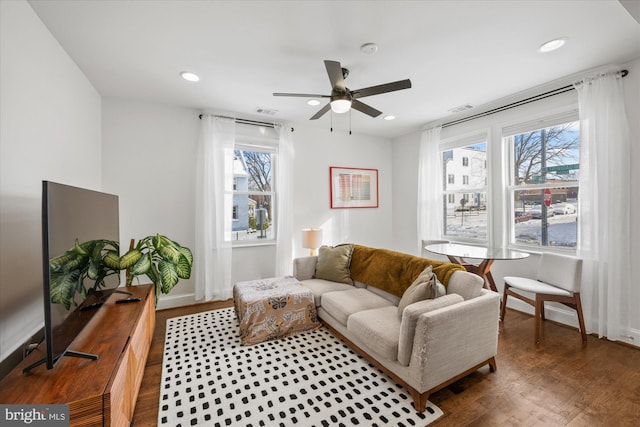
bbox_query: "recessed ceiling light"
[307,99,320,106]
[538,37,567,53]
[180,71,200,82]
[360,42,378,55]
[383,115,395,121]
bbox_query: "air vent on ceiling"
[448,104,475,114]
[256,108,278,116]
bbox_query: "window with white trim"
[231,135,277,243]
[504,112,580,249]
[441,135,488,241]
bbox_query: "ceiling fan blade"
[310,103,331,120]
[273,92,330,98]
[351,100,382,118]
[352,79,412,99]
[324,60,346,92]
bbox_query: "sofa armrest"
[293,256,318,281]
[409,289,500,392]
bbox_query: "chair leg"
[535,295,544,344]
[574,293,587,344]
[500,284,509,322]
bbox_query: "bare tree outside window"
[242,150,272,191]
[514,123,579,184]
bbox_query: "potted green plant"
[120,234,193,303]
[49,239,121,309]
[49,234,192,308]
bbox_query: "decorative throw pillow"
[397,265,444,316]
[314,244,355,285]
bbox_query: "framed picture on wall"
[330,167,379,209]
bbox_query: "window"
[442,137,488,241]
[506,117,579,248]
[231,144,276,243]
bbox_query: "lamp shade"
[302,228,323,255]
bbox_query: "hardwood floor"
[132,301,640,426]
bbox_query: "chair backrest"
[421,239,449,258]
[536,252,583,292]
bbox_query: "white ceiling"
[28,0,640,139]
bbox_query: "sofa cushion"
[315,244,355,285]
[347,306,401,362]
[397,293,464,366]
[299,279,354,307]
[321,288,394,326]
[366,285,400,305]
[446,270,484,300]
[397,266,446,316]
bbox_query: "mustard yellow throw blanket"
[350,245,465,298]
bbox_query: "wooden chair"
[501,252,587,344]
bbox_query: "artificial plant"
[120,234,193,302]
[49,239,121,310]
[49,235,192,309]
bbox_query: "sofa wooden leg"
[488,356,497,372]
[409,388,429,413]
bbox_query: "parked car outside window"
[552,203,576,215]
[515,211,532,223]
[529,204,555,219]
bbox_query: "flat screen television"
[24,181,121,372]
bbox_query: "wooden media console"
[0,284,155,426]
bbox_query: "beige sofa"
[293,244,500,412]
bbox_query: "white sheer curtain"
[275,124,295,276]
[574,70,631,341]
[417,126,443,253]
[195,116,235,301]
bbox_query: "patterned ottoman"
[233,276,320,345]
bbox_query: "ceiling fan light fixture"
[330,94,352,114]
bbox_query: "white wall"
[392,59,640,345]
[101,98,200,309]
[391,132,421,255]
[0,0,102,362]
[101,100,394,308]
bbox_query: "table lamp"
[302,228,323,256]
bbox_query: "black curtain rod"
[198,114,294,132]
[198,114,275,128]
[442,69,629,129]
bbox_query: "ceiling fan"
[273,60,412,120]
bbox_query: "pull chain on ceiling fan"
[274,60,411,120]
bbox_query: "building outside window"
[442,137,487,241]
[506,116,580,249]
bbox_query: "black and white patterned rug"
[158,307,443,427]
